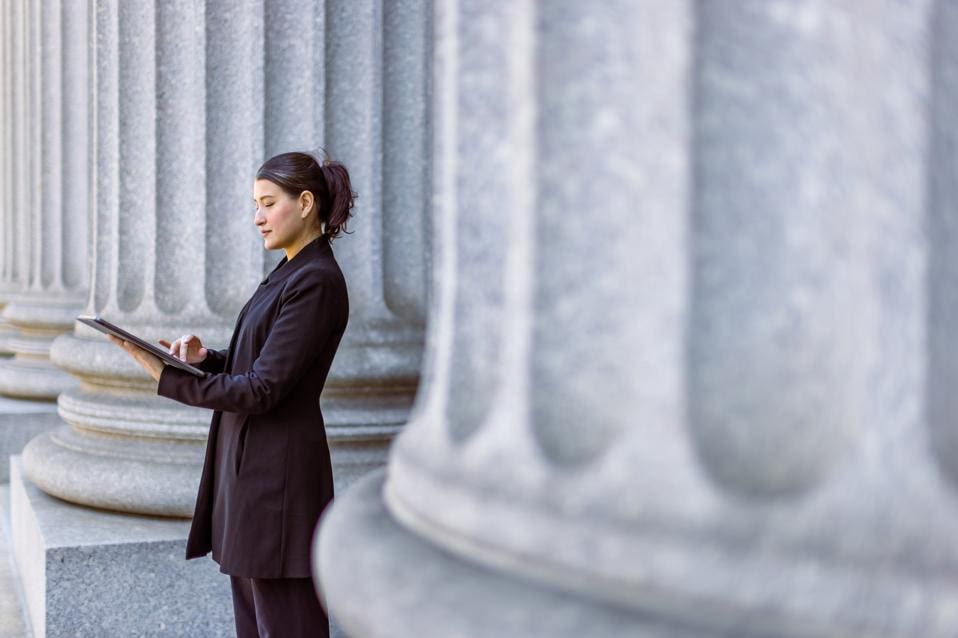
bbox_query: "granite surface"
[0,484,30,637]
[319,471,709,638]
[10,457,232,638]
[321,1,958,636]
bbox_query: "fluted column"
[0,0,90,399]
[319,2,958,636]
[317,0,430,485]
[22,0,265,516]
[0,0,21,355]
[22,0,430,516]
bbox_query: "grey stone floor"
[0,484,32,637]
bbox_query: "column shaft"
[312,0,429,484]
[0,0,90,400]
[24,0,260,516]
[320,2,958,636]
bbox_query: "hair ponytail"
[319,160,355,239]
[255,150,357,241]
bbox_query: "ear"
[299,190,314,217]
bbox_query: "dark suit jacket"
[157,234,348,578]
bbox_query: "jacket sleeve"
[197,348,228,374]
[157,270,344,414]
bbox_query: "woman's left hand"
[108,335,165,382]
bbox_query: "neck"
[284,229,324,261]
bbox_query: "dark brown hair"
[255,150,355,240]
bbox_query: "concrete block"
[9,456,233,638]
[0,485,31,637]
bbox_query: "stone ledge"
[0,484,31,637]
[9,456,233,638]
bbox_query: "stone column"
[21,0,429,516]
[318,2,958,636]
[0,0,89,400]
[0,0,20,356]
[21,0,264,517]
[314,0,430,486]
[0,0,90,482]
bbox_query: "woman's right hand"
[158,335,208,364]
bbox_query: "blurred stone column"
[319,2,958,636]
[0,0,89,400]
[21,0,264,516]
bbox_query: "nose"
[253,208,266,225]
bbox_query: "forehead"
[253,179,284,199]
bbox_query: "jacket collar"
[261,234,332,285]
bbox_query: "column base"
[22,423,394,517]
[21,426,203,517]
[317,470,707,638]
[0,359,77,401]
[0,321,16,357]
[0,399,61,481]
[9,456,233,638]
[0,299,81,400]
[320,384,407,492]
[327,426,396,492]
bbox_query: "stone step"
[0,483,33,637]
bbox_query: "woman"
[112,151,353,638]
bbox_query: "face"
[252,179,314,252]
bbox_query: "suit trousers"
[229,575,330,638]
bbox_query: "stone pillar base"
[0,399,61,481]
[317,471,695,638]
[22,426,203,518]
[9,457,233,638]
[0,358,76,401]
[328,428,395,492]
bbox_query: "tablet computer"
[77,315,209,378]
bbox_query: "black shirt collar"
[261,234,332,285]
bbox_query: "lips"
[260,230,271,237]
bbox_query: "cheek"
[266,206,293,228]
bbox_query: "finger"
[158,339,171,348]
[179,339,188,361]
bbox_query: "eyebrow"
[253,195,276,202]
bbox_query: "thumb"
[199,347,208,356]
